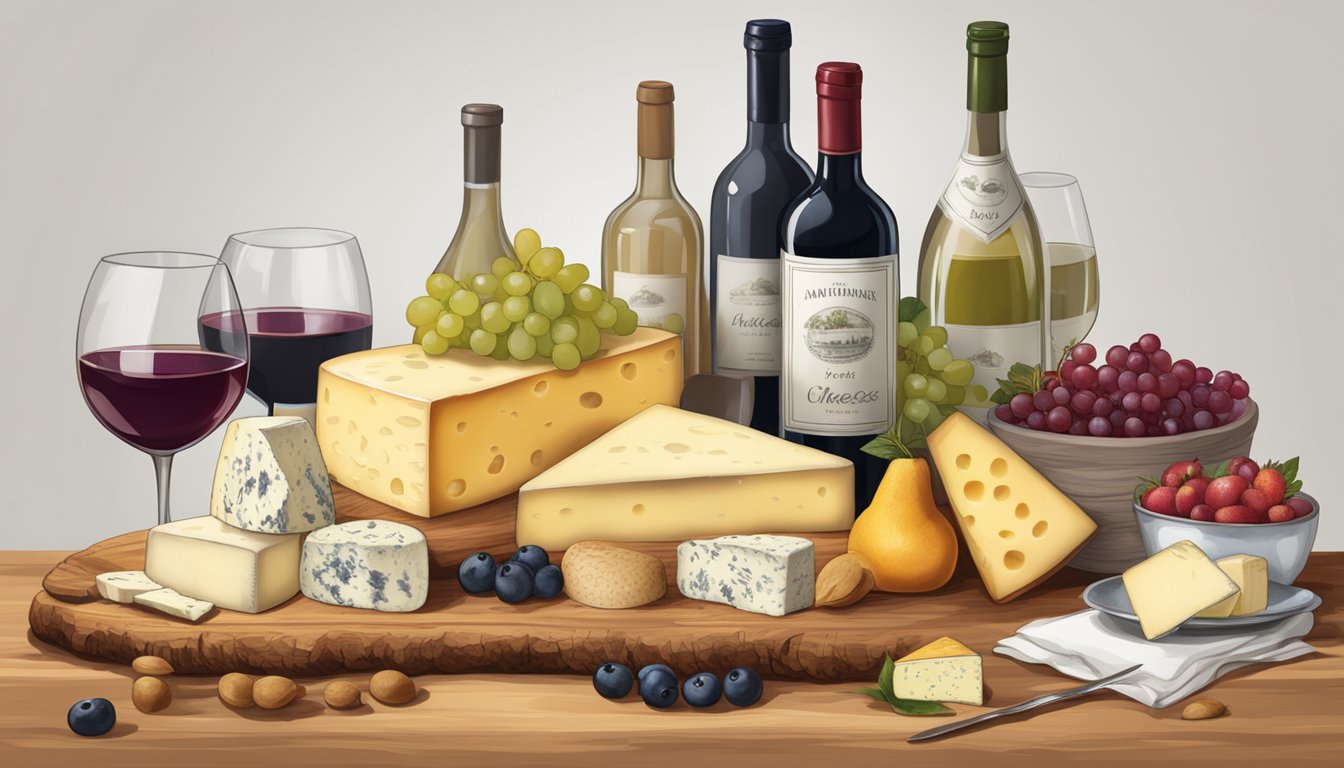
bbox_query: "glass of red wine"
[77,252,250,525]
[210,227,373,420]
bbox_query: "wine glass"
[1021,172,1100,368]
[77,252,250,526]
[215,227,373,422]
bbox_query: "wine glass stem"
[152,453,174,526]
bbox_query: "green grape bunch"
[405,228,639,370]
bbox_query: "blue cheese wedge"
[891,636,983,705]
[96,571,163,603]
[676,535,814,617]
[301,520,429,612]
[210,416,335,534]
[133,587,214,622]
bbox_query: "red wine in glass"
[78,346,248,453]
[200,307,372,411]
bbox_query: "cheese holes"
[993,485,1011,501]
[368,469,380,480]
[817,486,827,498]
[396,415,421,428]
[368,394,377,406]
[579,392,603,409]
[1003,550,1025,570]
[390,478,405,496]
[664,442,690,454]
[446,479,466,497]
[489,445,499,453]
[530,450,544,467]
[347,421,358,435]
[1032,520,1049,538]
[384,375,403,382]
[559,507,574,516]
[989,458,1009,477]
[998,530,1015,539]
[609,446,626,453]
[963,515,976,526]
[955,453,972,470]
[403,360,428,370]
[707,449,727,455]
[963,481,985,501]
[631,504,646,515]
[326,416,340,426]
[1015,503,1030,519]
[663,349,676,362]
[468,376,484,382]
[534,381,549,396]
[456,421,468,433]
[360,436,369,451]
[487,454,505,475]
[323,387,331,404]
[620,362,637,381]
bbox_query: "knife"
[907,664,1142,743]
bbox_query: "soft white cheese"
[96,570,163,603]
[300,520,429,612]
[134,587,214,622]
[144,516,301,614]
[676,535,815,617]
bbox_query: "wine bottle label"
[780,251,897,436]
[938,153,1024,243]
[943,320,1042,400]
[611,271,689,334]
[714,255,782,374]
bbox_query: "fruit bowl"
[986,398,1258,573]
[1134,491,1318,584]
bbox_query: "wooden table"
[4,551,1342,766]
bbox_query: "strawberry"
[1174,485,1201,517]
[1189,504,1216,522]
[1205,475,1248,510]
[1214,505,1261,524]
[1267,505,1295,523]
[1181,477,1210,505]
[1252,467,1287,506]
[1160,459,1202,487]
[1240,488,1272,516]
[1141,485,1179,516]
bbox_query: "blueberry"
[509,545,550,574]
[723,667,762,707]
[457,551,496,594]
[494,562,534,603]
[637,663,674,684]
[639,668,679,709]
[592,662,634,699]
[67,697,116,737]
[682,672,721,708]
[532,564,564,599]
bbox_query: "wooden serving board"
[30,484,1093,681]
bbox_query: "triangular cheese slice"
[897,636,977,663]
[516,405,854,550]
[892,635,983,705]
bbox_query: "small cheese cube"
[145,516,301,614]
[133,587,214,622]
[210,416,335,534]
[892,636,983,705]
[96,571,162,604]
[1196,554,1269,618]
[301,520,429,612]
[1122,541,1240,639]
[677,535,815,617]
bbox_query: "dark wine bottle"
[709,19,814,435]
[779,62,899,511]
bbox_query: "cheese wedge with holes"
[892,636,983,705]
[316,328,682,517]
[516,405,854,550]
[1196,554,1269,618]
[1123,540,1240,639]
[926,412,1097,603]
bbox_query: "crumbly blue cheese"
[676,535,815,617]
[301,520,429,612]
[210,416,335,534]
[133,587,214,622]
[96,570,162,603]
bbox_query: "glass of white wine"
[1021,172,1099,368]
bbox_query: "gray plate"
[1083,575,1321,632]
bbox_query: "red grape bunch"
[994,334,1251,437]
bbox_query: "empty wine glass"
[77,252,249,525]
[1021,173,1100,368]
[213,227,373,422]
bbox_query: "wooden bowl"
[987,398,1258,573]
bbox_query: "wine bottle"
[917,21,1048,419]
[710,19,814,435]
[602,81,709,378]
[780,62,899,511]
[436,103,517,278]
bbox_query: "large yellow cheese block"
[926,412,1097,603]
[316,328,683,517]
[516,405,854,550]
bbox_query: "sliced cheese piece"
[144,516,301,614]
[300,520,429,612]
[892,636,983,705]
[516,405,854,550]
[676,535,815,617]
[133,587,214,622]
[1196,554,1269,618]
[210,416,335,534]
[316,328,683,517]
[926,412,1098,603]
[96,570,162,604]
[1122,540,1239,639]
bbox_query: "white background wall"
[2,0,1340,550]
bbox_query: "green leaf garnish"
[990,362,1042,405]
[898,296,928,324]
[851,655,954,716]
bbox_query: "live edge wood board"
[27,483,1212,681]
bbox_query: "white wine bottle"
[436,103,517,278]
[917,21,1048,418]
[602,81,709,378]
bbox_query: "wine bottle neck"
[746,121,791,148]
[459,182,504,223]
[747,48,789,124]
[962,110,1008,158]
[815,151,863,188]
[635,157,676,196]
[463,124,501,184]
[638,102,674,160]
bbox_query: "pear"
[847,458,958,592]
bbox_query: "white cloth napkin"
[993,609,1315,708]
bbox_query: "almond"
[1181,698,1228,720]
[218,672,256,708]
[132,676,172,713]
[323,680,362,710]
[369,670,416,705]
[253,675,304,710]
[131,655,173,676]
[816,554,874,607]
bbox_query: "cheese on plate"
[316,327,683,517]
[677,535,815,617]
[926,412,1097,603]
[891,636,983,705]
[210,416,335,534]
[300,520,429,612]
[96,571,162,604]
[1122,540,1239,639]
[144,516,301,614]
[133,587,214,622]
[1196,554,1269,618]
[516,405,854,550]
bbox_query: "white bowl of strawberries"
[1133,457,1318,584]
